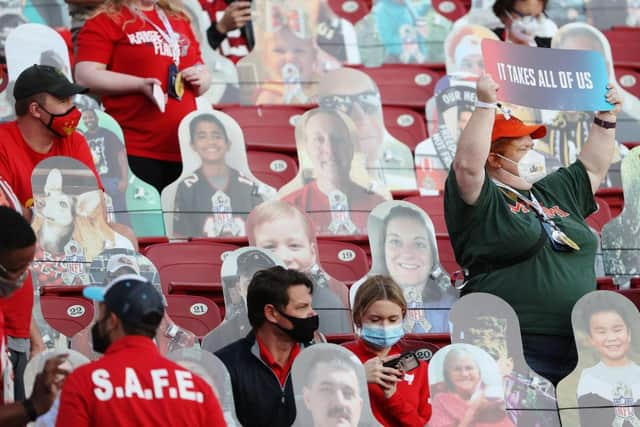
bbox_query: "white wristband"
[475,100,497,109]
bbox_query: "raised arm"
[451,74,499,205]
[577,84,623,194]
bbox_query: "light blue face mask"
[361,324,405,348]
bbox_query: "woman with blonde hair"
[344,275,431,426]
[75,0,212,193]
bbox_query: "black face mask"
[275,310,319,343]
[91,319,112,354]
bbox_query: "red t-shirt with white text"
[76,8,203,162]
[56,336,226,427]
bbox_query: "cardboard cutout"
[350,200,458,333]
[427,343,513,427]
[162,110,276,238]
[451,0,502,32]
[230,0,340,105]
[167,348,241,427]
[247,200,353,333]
[601,147,640,287]
[557,291,640,427]
[291,343,380,427]
[586,0,629,29]
[30,156,134,350]
[23,349,88,425]
[449,293,561,426]
[202,247,282,354]
[3,0,69,28]
[546,0,587,28]
[83,248,197,358]
[541,23,640,188]
[315,0,361,65]
[317,67,418,192]
[5,23,71,81]
[77,109,165,236]
[182,0,239,104]
[278,108,389,236]
[354,0,454,65]
[416,78,477,195]
[1,23,71,122]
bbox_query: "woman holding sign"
[444,72,621,386]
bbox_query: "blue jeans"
[521,334,578,387]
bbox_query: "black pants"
[128,156,182,194]
[521,333,578,386]
[9,349,27,401]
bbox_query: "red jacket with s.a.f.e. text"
[55,336,226,427]
[344,339,432,427]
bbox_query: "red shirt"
[257,336,300,386]
[282,180,386,236]
[0,309,8,404]
[76,8,202,162]
[0,130,97,340]
[344,339,432,427]
[199,0,251,63]
[0,121,101,209]
[56,336,226,427]
[0,276,33,339]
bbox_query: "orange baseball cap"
[491,114,547,144]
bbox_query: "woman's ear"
[486,152,503,169]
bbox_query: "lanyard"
[493,179,580,252]
[493,179,550,222]
[132,6,180,65]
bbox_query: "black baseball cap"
[13,64,87,101]
[84,274,164,332]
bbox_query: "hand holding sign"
[476,73,499,104]
[481,39,613,111]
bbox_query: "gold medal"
[174,71,184,99]
[552,229,581,251]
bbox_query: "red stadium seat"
[219,105,307,153]
[431,0,468,21]
[383,106,428,152]
[247,150,298,190]
[596,187,624,219]
[0,64,8,93]
[404,194,447,233]
[436,233,461,274]
[138,236,169,251]
[617,288,640,312]
[597,276,617,290]
[317,239,370,285]
[165,294,222,339]
[586,196,613,232]
[143,241,239,306]
[605,27,640,68]
[355,64,445,110]
[615,66,640,99]
[40,285,94,338]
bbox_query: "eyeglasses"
[319,91,382,116]
[0,262,30,287]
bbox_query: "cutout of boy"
[576,293,640,427]
[247,199,353,334]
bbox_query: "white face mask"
[507,12,541,46]
[497,149,547,184]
